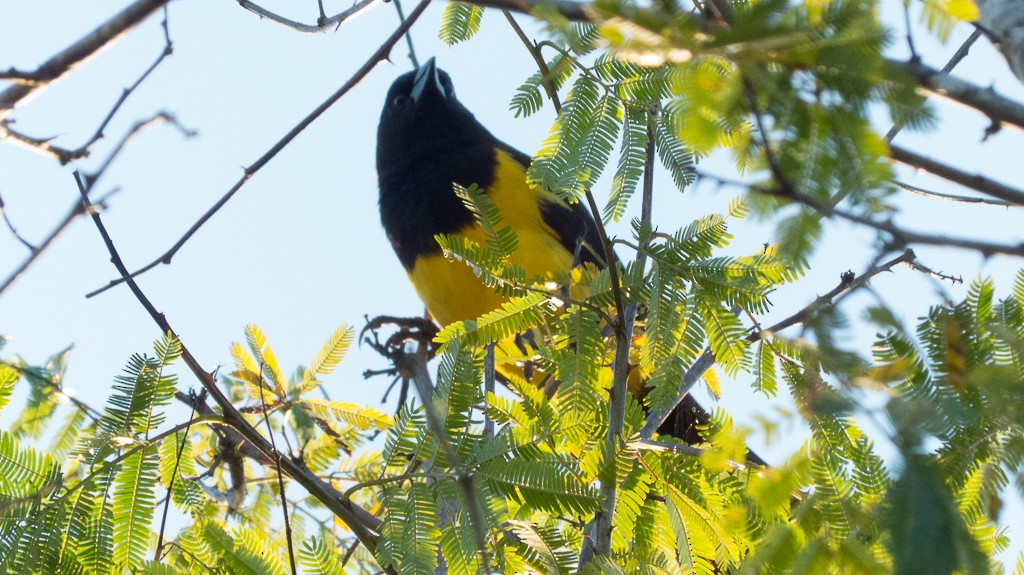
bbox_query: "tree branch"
[0,112,190,297]
[588,120,654,564]
[896,180,1016,207]
[235,0,380,33]
[0,0,171,116]
[890,144,1024,206]
[471,0,589,20]
[0,190,36,252]
[0,9,174,164]
[86,0,433,299]
[398,346,492,572]
[257,369,299,575]
[0,192,97,297]
[890,57,1024,134]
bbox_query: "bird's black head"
[376,58,493,177]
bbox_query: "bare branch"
[257,368,299,575]
[896,180,1016,207]
[0,0,171,116]
[155,396,200,562]
[0,190,36,251]
[391,0,421,68]
[235,0,380,33]
[81,112,196,188]
[1,194,87,297]
[634,439,708,458]
[62,8,176,165]
[890,144,1024,206]
[86,0,433,299]
[0,113,188,297]
[890,57,1024,134]
[902,258,964,284]
[483,343,495,439]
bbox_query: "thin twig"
[466,0,589,20]
[504,11,562,111]
[48,415,221,511]
[72,9,175,164]
[400,347,493,572]
[896,180,1015,207]
[87,0,433,299]
[155,395,199,561]
[711,170,1024,257]
[586,119,655,564]
[636,439,709,458]
[885,28,982,142]
[902,258,963,284]
[0,9,175,164]
[0,188,115,297]
[1,113,188,297]
[0,0,171,116]
[502,3,626,335]
[483,343,495,439]
[257,365,299,575]
[74,170,390,568]
[0,190,36,251]
[235,0,380,34]
[902,0,918,61]
[392,0,420,68]
[0,360,105,423]
[890,144,1024,207]
[83,111,196,188]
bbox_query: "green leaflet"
[439,1,484,46]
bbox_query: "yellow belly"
[406,149,576,380]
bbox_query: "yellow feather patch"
[406,149,576,382]
[407,149,574,328]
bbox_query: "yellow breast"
[407,149,574,327]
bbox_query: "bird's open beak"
[410,57,443,103]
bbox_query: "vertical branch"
[257,365,299,575]
[401,346,492,572]
[392,0,420,68]
[483,342,496,439]
[155,396,200,561]
[585,118,656,564]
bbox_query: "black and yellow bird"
[376,58,725,448]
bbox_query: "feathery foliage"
[1,0,1017,571]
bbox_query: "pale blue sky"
[1,0,1023,563]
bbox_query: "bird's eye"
[392,95,410,108]
[439,77,455,97]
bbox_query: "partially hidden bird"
[375,57,749,454]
